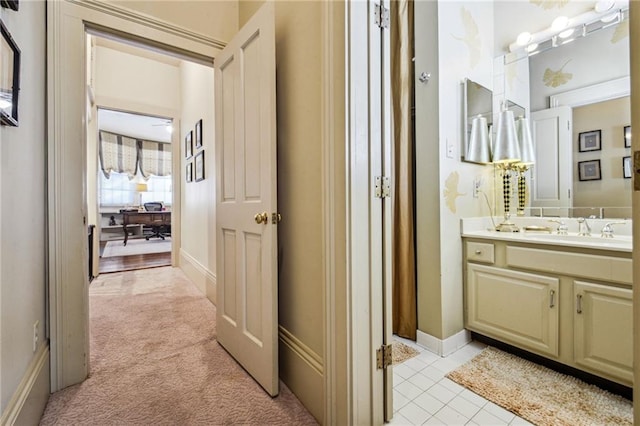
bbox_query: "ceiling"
[97,109,172,143]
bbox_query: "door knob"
[254,212,269,224]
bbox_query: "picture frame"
[195,150,205,182]
[578,159,602,181]
[186,162,193,183]
[623,156,632,179]
[185,130,193,159]
[0,1,18,11]
[195,119,203,149]
[578,129,601,152]
[0,21,20,127]
[624,125,631,148]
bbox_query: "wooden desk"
[122,211,171,246]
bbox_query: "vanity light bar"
[508,1,628,54]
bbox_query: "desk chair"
[144,202,170,240]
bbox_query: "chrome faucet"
[600,221,626,238]
[577,217,591,237]
[548,219,568,235]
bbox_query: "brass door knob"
[254,212,269,224]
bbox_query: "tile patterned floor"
[390,337,533,426]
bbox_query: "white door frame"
[47,0,223,391]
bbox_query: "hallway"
[40,267,316,425]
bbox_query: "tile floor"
[390,337,533,426]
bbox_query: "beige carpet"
[392,341,419,365]
[40,266,317,425]
[102,238,171,257]
[446,347,632,426]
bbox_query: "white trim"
[0,345,49,426]
[48,0,222,391]
[279,326,323,376]
[179,248,216,301]
[416,329,472,357]
[549,76,630,108]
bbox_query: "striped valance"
[99,130,172,179]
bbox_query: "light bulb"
[516,32,532,46]
[552,16,569,31]
[594,0,615,13]
[559,28,575,39]
[526,43,539,53]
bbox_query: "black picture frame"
[0,1,18,11]
[195,119,203,149]
[578,159,602,181]
[623,156,632,179]
[624,125,631,148]
[195,150,205,182]
[0,21,20,127]
[186,162,193,183]
[185,130,193,159]
[578,130,601,152]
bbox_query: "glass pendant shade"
[516,117,535,165]
[466,115,491,164]
[492,110,521,163]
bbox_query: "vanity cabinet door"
[574,281,633,385]
[466,264,559,357]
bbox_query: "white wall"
[94,45,181,113]
[416,1,496,341]
[178,61,216,298]
[0,0,49,417]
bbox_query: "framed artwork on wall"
[195,119,203,149]
[185,130,193,159]
[0,21,20,127]
[195,150,205,182]
[0,1,18,11]
[623,156,631,179]
[624,126,631,148]
[578,159,601,181]
[578,130,601,152]
[186,162,193,183]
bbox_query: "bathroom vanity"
[461,217,633,387]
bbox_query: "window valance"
[99,130,172,179]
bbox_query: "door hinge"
[374,4,390,29]
[374,176,391,199]
[376,344,393,369]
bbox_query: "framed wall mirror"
[462,78,492,162]
[0,20,20,127]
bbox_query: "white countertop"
[461,217,632,253]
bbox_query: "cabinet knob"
[475,250,482,255]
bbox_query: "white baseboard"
[416,329,472,357]
[278,326,323,423]
[179,249,216,304]
[1,344,50,426]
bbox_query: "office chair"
[143,202,170,240]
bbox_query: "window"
[99,171,172,207]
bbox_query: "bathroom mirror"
[498,10,630,218]
[462,78,492,162]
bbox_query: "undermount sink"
[522,232,632,248]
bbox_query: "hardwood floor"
[98,241,171,274]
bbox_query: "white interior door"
[530,106,572,210]
[214,2,278,396]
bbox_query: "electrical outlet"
[33,321,39,352]
[473,178,482,198]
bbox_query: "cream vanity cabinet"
[463,238,633,387]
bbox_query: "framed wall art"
[578,130,601,152]
[195,150,205,182]
[623,156,631,179]
[186,162,193,183]
[185,130,193,159]
[578,159,601,181]
[0,1,18,11]
[195,119,203,149]
[0,20,20,126]
[624,125,631,148]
